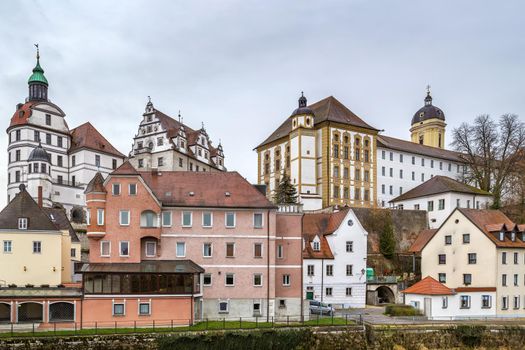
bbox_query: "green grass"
[0,317,355,339]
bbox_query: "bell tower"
[27,44,49,102]
[410,86,446,149]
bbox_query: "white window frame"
[202,212,213,228]
[138,301,151,316]
[346,241,353,252]
[97,209,104,226]
[253,273,263,287]
[128,183,137,196]
[119,241,130,257]
[225,212,236,228]
[282,274,291,286]
[85,209,91,225]
[145,241,156,257]
[312,240,320,251]
[253,300,262,316]
[225,273,235,286]
[176,242,186,257]
[112,301,126,316]
[3,240,12,253]
[203,243,213,258]
[182,211,192,227]
[253,243,263,258]
[162,211,172,227]
[119,210,130,226]
[203,273,212,286]
[277,244,284,259]
[112,183,121,196]
[18,218,28,230]
[307,265,315,276]
[32,241,41,254]
[326,264,334,276]
[100,241,111,257]
[346,264,353,276]
[253,213,263,229]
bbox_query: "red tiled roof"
[302,208,349,259]
[111,161,139,176]
[138,170,275,209]
[377,135,465,163]
[391,176,491,203]
[256,96,378,148]
[70,122,125,158]
[85,172,107,194]
[409,229,438,254]
[454,287,496,292]
[402,276,454,295]
[9,102,36,128]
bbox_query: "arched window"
[140,210,158,228]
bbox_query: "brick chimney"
[37,186,43,208]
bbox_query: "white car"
[309,300,335,316]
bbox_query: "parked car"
[309,300,335,316]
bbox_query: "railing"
[0,314,361,337]
[277,204,303,213]
[367,276,398,284]
[53,179,84,188]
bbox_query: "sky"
[0,0,524,206]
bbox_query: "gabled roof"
[0,185,58,231]
[70,122,125,158]
[43,208,80,242]
[111,161,139,176]
[302,208,350,259]
[391,176,491,203]
[402,276,454,295]
[377,135,464,163]
[138,170,276,209]
[85,172,107,194]
[409,229,438,254]
[256,96,378,149]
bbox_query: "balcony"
[277,204,303,213]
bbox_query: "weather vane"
[34,43,40,59]
[426,84,431,94]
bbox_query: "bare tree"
[451,114,525,208]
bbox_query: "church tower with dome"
[409,87,446,149]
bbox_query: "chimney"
[37,186,43,208]
[16,103,23,111]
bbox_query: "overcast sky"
[0,0,523,206]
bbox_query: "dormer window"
[499,231,505,241]
[512,232,516,241]
[18,218,28,230]
[312,240,320,251]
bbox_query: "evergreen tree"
[273,174,298,204]
[379,218,396,260]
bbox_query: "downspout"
[321,258,324,303]
[266,209,270,322]
[300,213,304,320]
[190,274,194,325]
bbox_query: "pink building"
[83,162,303,321]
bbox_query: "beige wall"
[421,210,497,288]
[0,231,63,286]
[495,249,525,315]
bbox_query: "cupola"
[28,45,49,102]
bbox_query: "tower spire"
[424,85,432,106]
[28,44,49,101]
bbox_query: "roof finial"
[298,91,307,108]
[34,43,40,61]
[424,85,432,105]
[147,95,151,103]
[178,110,181,122]
[426,84,431,95]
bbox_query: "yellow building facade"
[409,89,446,149]
[256,95,379,210]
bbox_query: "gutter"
[266,209,270,322]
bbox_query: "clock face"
[347,219,353,226]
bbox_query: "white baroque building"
[128,99,225,172]
[6,50,125,220]
[302,208,368,308]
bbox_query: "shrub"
[384,304,421,316]
[40,284,50,288]
[25,284,34,288]
[7,284,17,288]
[454,325,485,347]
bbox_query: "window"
[445,235,452,245]
[138,159,144,168]
[253,213,263,228]
[326,265,333,276]
[162,211,172,227]
[333,166,339,178]
[112,159,117,170]
[119,241,129,256]
[46,133,51,145]
[307,265,315,276]
[514,252,519,264]
[514,296,520,309]
[145,242,156,257]
[202,212,213,227]
[431,160,434,168]
[312,240,320,251]
[203,274,212,286]
[421,173,425,182]
[381,167,385,176]
[283,274,290,287]
[346,265,353,276]
[157,137,163,146]
[438,273,446,283]
[203,243,212,257]
[346,241,353,252]
[279,299,287,309]
[333,144,339,158]
[254,243,263,258]
[34,130,40,142]
[18,218,28,230]
[346,288,352,296]
[225,212,235,228]
[97,209,104,225]
[15,150,21,161]
[326,287,333,296]
[442,297,448,309]
[3,240,12,253]
[414,204,420,210]
[119,210,130,226]
[95,155,101,167]
[100,241,110,257]
[427,201,434,211]
[225,273,235,286]
[502,274,507,286]
[502,296,508,310]
[399,169,403,179]
[389,168,393,177]
[382,150,385,159]
[182,211,192,227]
[113,303,125,316]
[502,252,507,264]
[438,199,445,210]
[438,254,446,264]
[219,301,229,313]
[226,243,235,257]
[176,242,186,257]
[412,171,415,181]
[57,175,63,184]
[463,234,470,244]
[463,274,472,285]
[45,114,51,125]
[468,253,477,264]
[71,248,76,257]
[112,183,121,195]
[157,157,164,167]
[254,274,263,286]
[57,137,63,148]
[139,303,150,315]
[421,158,425,166]
[277,244,284,259]
[31,241,42,254]
[389,186,393,195]
[389,152,393,161]
[460,295,471,309]
[515,274,519,286]
[482,295,492,308]
[399,154,403,163]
